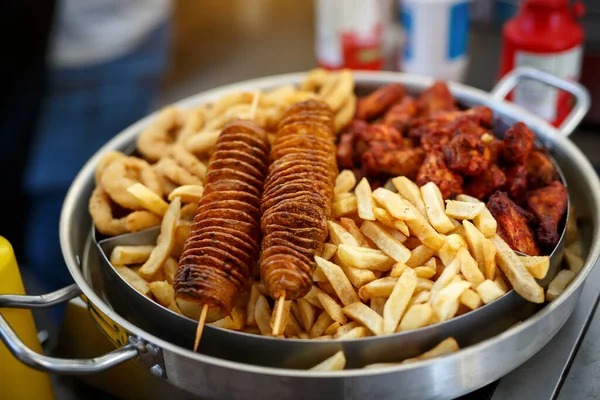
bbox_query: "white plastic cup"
[399,0,471,82]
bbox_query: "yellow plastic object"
[0,236,54,399]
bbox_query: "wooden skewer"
[272,294,286,336]
[249,90,260,120]
[193,304,208,352]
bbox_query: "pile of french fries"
[111,169,583,344]
[310,337,460,371]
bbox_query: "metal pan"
[1,68,597,400]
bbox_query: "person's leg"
[25,23,171,291]
[0,1,56,259]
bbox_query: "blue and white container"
[399,0,471,82]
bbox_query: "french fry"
[360,221,411,263]
[115,266,150,297]
[337,326,369,339]
[370,297,386,316]
[298,332,310,340]
[494,272,509,292]
[402,337,460,364]
[315,256,360,306]
[355,177,376,221]
[334,192,353,203]
[491,235,544,303]
[416,278,435,292]
[438,234,467,266]
[420,182,455,234]
[430,256,461,303]
[567,240,582,257]
[310,350,346,371]
[450,224,467,240]
[394,220,410,237]
[363,362,399,369]
[340,217,373,248]
[162,257,178,284]
[324,321,341,336]
[463,220,485,270]
[565,207,579,246]
[148,281,175,307]
[481,238,497,280]
[332,196,358,219]
[409,290,431,305]
[372,207,398,229]
[310,311,334,338]
[358,277,397,300]
[343,302,384,335]
[333,254,377,288]
[546,269,576,301]
[168,301,183,315]
[476,280,506,304]
[167,185,204,203]
[245,284,261,326]
[459,288,482,310]
[334,321,361,338]
[383,268,417,334]
[334,169,357,195]
[318,291,347,324]
[432,280,471,321]
[321,243,338,261]
[110,245,155,266]
[414,265,436,279]
[405,208,446,250]
[337,244,395,271]
[564,248,584,273]
[297,298,317,332]
[284,312,303,337]
[255,295,272,335]
[392,176,427,218]
[138,198,181,280]
[303,286,325,309]
[399,303,433,331]
[457,247,485,288]
[390,262,407,278]
[518,255,551,280]
[456,194,497,238]
[372,188,418,221]
[406,245,436,268]
[127,183,169,216]
[313,266,328,282]
[327,221,359,247]
[445,200,485,220]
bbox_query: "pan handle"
[0,284,139,375]
[490,67,591,138]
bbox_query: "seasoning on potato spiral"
[260,99,338,301]
[174,119,269,324]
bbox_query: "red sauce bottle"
[499,0,585,127]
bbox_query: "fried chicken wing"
[527,181,568,252]
[362,144,424,180]
[443,132,489,176]
[409,106,494,140]
[354,123,403,159]
[418,81,456,115]
[504,164,528,202]
[421,128,452,151]
[526,149,559,189]
[463,164,506,200]
[487,191,540,256]
[416,150,463,199]
[486,138,504,165]
[383,96,419,133]
[356,83,405,121]
[503,122,535,165]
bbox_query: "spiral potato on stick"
[174,119,269,327]
[260,99,338,305]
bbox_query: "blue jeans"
[25,24,170,291]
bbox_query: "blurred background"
[1,0,599,397]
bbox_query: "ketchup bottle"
[499,0,585,127]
